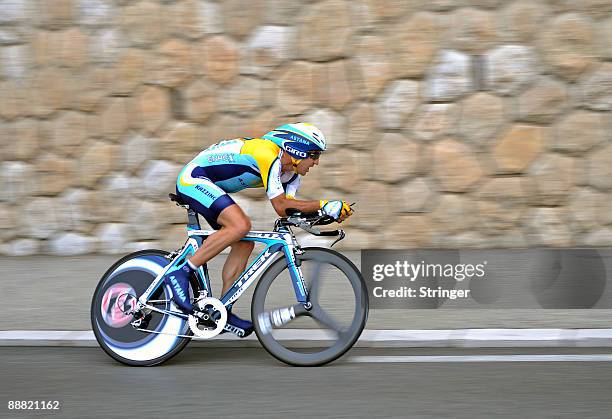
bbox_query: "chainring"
[188,297,227,339]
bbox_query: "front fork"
[258,247,313,332]
[284,245,310,305]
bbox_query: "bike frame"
[137,228,309,311]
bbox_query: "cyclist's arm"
[270,196,352,223]
[270,195,321,216]
[284,173,300,200]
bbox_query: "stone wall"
[0,0,611,255]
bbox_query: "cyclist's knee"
[219,213,251,239]
[233,217,251,237]
[218,204,251,236]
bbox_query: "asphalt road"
[3,347,612,418]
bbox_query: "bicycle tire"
[252,247,368,366]
[91,249,196,366]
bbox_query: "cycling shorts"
[175,176,235,230]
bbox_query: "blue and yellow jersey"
[178,138,300,200]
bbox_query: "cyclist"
[164,123,353,337]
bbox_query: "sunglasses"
[306,150,322,160]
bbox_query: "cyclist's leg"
[167,173,248,312]
[188,204,251,267]
[175,169,251,267]
[198,206,255,335]
[175,174,255,335]
[214,216,255,336]
[221,240,255,295]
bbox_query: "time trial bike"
[91,193,368,366]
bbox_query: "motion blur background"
[3,6,612,418]
[0,0,611,256]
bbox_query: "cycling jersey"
[175,138,301,229]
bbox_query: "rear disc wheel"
[91,249,195,366]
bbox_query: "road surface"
[2,346,612,418]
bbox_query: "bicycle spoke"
[307,261,324,303]
[309,305,345,335]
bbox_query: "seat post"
[187,209,201,230]
[169,193,201,231]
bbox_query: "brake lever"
[330,229,345,247]
[309,228,345,247]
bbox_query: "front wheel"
[252,248,368,366]
[91,249,195,366]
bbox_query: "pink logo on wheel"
[100,283,136,328]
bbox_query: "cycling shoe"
[222,312,253,338]
[163,264,193,314]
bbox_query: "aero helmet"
[262,123,326,159]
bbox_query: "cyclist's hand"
[320,200,353,223]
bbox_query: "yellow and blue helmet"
[262,122,326,159]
